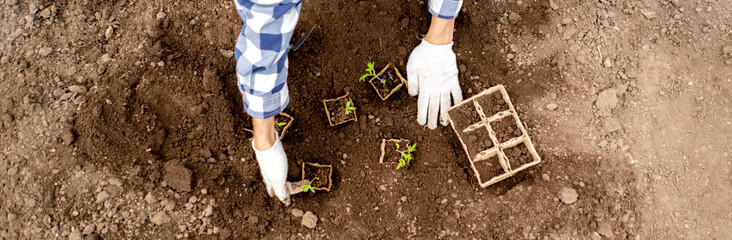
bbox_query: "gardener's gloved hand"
[407,39,463,129]
[253,132,291,206]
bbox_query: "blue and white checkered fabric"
[234,0,462,119]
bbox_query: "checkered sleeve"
[234,0,302,119]
[428,0,463,19]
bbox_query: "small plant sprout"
[276,121,288,127]
[395,143,417,170]
[344,100,357,115]
[359,62,385,84]
[301,177,320,193]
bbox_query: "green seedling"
[301,177,320,193]
[276,121,288,127]
[395,143,417,170]
[359,62,385,84]
[344,100,357,115]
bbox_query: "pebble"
[39,47,53,57]
[53,88,66,97]
[96,191,110,204]
[542,173,550,181]
[68,230,83,240]
[562,26,577,40]
[549,0,559,10]
[68,85,88,94]
[595,89,618,116]
[301,211,318,229]
[203,205,213,217]
[558,187,578,204]
[144,192,157,204]
[546,103,558,111]
[82,224,96,235]
[291,208,304,217]
[156,11,166,20]
[596,222,615,239]
[150,212,171,225]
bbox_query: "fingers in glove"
[427,92,440,129]
[416,89,429,126]
[440,90,451,126]
[406,63,419,96]
[451,79,464,104]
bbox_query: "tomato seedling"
[301,177,320,193]
[344,100,356,115]
[276,121,288,127]
[395,143,417,170]
[359,62,385,84]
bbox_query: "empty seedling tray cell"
[447,85,542,188]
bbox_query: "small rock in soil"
[85,234,101,240]
[68,85,88,94]
[82,224,95,235]
[96,191,110,204]
[203,205,213,217]
[301,211,318,229]
[590,232,602,240]
[559,187,578,204]
[202,66,222,93]
[542,173,550,181]
[150,212,171,225]
[562,26,577,40]
[601,117,622,136]
[39,47,53,57]
[549,0,559,10]
[596,221,615,239]
[291,208,304,217]
[68,230,83,240]
[60,127,75,145]
[595,89,618,116]
[163,160,192,192]
[145,192,157,204]
[546,103,558,111]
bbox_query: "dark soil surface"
[477,91,509,117]
[464,128,495,160]
[324,97,356,125]
[370,68,402,99]
[449,101,482,131]
[505,142,533,169]
[474,155,504,183]
[382,139,411,163]
[302,163,331,190]
[492,116,523,143]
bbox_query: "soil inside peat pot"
[303,163,332,189]
[274,114,291,134]
[325,98,356,124]
[449,101,482,131]
[474,155,504,183]
[382,139,411,163]
[491,116,523,143]
[371,69,402,98]
[477,91,509,118]
[504,142,533,169]
[462,127,494,159]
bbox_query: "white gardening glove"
[252,133,291,206]
[407,39,463,129]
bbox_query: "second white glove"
[407,39,464,129]
[253,133,291,206]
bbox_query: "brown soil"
[302,163,331,190]
[2,0,731,239]
[474,155,503,183]
[492,116,523,143]
[477,91,509,117]
[370,68,402,99]
[324,97,356,125]
[505,142,532,169]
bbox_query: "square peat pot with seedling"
[379,139,416,169]
[447,85,542,188]
[301,162,333,192]
[323,93,358,126]
[367,63,407,100]
[274,112,294,140]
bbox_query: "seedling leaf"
[394,142,417,170]
[276,122,288,127]
[344,100,357,115]
[301,177,320,193]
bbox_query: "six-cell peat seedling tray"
[368,63,407,100]
[447,84,541,188]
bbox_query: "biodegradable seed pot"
[301,162,333,192]
[274,112,294,140]
[368,63,407,100]
[323,93,357,126]
[447,85,542,188]
[379,139,414,169]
